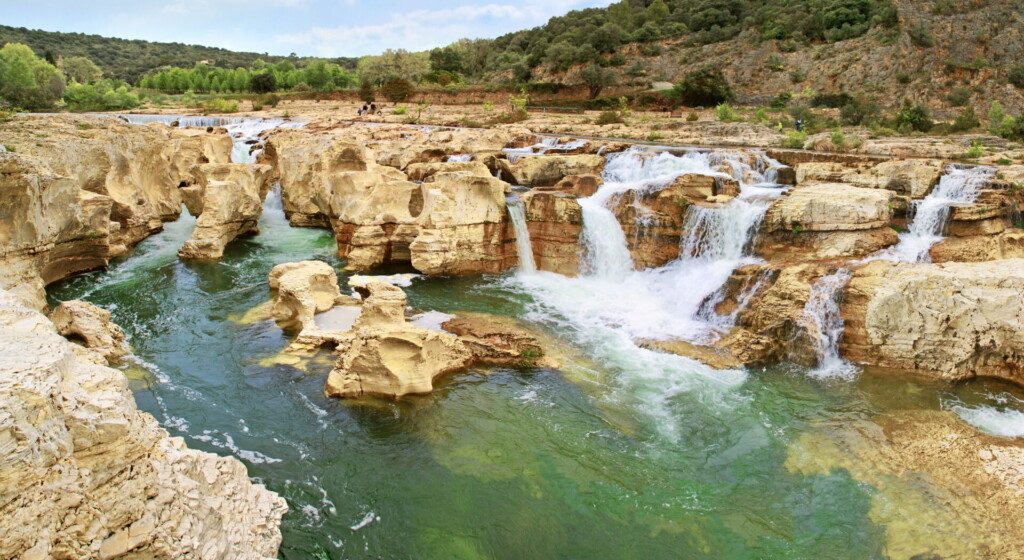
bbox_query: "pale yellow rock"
[497,154,605,187]
[405,160,492,182]
[764,183,893,232]
[325,282,473,399]
[795,159,943,198]
[48,299,128,365]
[268,260,343,333]
[178,164,273,260]
[0,289,286,559]
[843,259,1024,384]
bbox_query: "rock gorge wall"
[0,115,232,309]
[0,289,286,559]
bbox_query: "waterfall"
[506,195,536,274]
[873,165,995,262]
[801,269,858,380]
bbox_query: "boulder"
[842,259,1024,385]
[539,174,603,197]
[795,159,943,199]
[324,282,473,398]
[638,339,743,370]
[178,164,273,260]
[0,290,286,559]
[497,154,605,187]
[48,300,127,365]
[268,261,344,333]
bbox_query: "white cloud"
[274,0,613,57]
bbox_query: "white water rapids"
[506,148,787,434]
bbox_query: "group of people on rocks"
[357,103,378,116]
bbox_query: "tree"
[893,99,933,132]
[380,78,414,103]
[357,49,430,85]
[429,46,463,74]
[62,56,102,84]
[359,80,375,103]
[0,43,66,110]
[668,68,734,107]
[250,72,277,93]
[580,64,612,99]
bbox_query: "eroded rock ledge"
[0,290,286,559]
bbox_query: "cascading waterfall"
[116,114,301,164]
[874,165,995,262]
[508,147,787,433]
[801,269,858,380]
[505,195,537,274]
[502,137,589,163]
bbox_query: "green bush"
[840,96,881,125]
[715,103,742,122]
[668,68,734,107]
[944,87,971,107]
[893,100,933,133]
[964,140,984,159]
[780,130,807,149]
[63,80,141,111]
[810,92,853,108]
[769,92,792,109]
[201,98,239,115]
[393,106,407,115]
[1009,65,1024,90]
[262,93,281,108]
[250,72,277,94]
[595,110,625,125]
[0,43,66,110]
[380,78,414,103]
[687,111,700,122]
[909,22,935,48]
[950,106,980,132]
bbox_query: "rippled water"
[45,166,1023,560]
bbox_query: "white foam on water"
[348,273,422,289]
[801,269,859,380]
[945,393,1024,438]
[350,511,380,531]
[410,310,455,332]
[193,429,282,464]
[869,165,995,263]
[447,154,472,162]
[506,195,537,274]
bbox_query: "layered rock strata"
[0,290,286,559]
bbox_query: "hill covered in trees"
[0,24,356,84]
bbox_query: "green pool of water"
[47,204,1019,560]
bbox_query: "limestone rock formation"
[759,183,897,260]
[540,174,603,197]
[268,260,344,333]
[405,160,492,182]
[0,290,286,559]
[409,172,515,275]
[520,189,583,275]
[49,299,128,365]
[843,259,1024,384]
[794,159,943,199]
[0,115,232,309]
[497,154,605,187]
[441,313,546,366]
[178,164,273,260]
[325,282,473,398]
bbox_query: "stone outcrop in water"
[49,299,128,365]
[441,313,547,367]
[496,154,605,187]
[0,115,232,309]
[842,259,1024,384]
[268,260,345,333]
[0,290,286,559]
[178,164,273,260]
[325,282,473,398]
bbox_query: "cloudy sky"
[3,0,616,57]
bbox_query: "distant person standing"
[359,104,368,116]
[370,102,377,115]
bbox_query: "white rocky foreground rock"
[843,259,1024,384]
[0,290,286,559]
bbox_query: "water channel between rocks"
[47,118,1024,560]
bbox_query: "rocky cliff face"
[842,259,1024,384]
[0,115,232,309]
[0,289,286,559]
